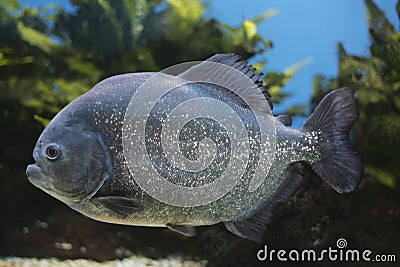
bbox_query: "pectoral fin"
[92,196,144,219]
[166,223,196,237]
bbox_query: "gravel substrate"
[0,255,206,267]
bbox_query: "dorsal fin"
[178,53,273,112]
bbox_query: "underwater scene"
[0,0,399,266]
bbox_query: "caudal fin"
[300,88,363,193]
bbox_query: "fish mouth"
[26,163,83,206]
[26,163,52,191]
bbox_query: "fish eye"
[45,144,61,161]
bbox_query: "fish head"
[26,117,111,206]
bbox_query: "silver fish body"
[26,54,362,242]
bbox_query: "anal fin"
[224,163,304,242]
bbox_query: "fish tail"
[300,88,363,193]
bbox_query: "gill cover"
[30,121,112,205]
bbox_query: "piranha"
[26,54,362,242]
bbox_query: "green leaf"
[65,57,101,81]
[365,0,395,39]
[243,20,257,39]
[251,61,266,73]
[397,0,400,20]
[167,0,204,30]
[33,114,50,127]
[17,22,59,53]
[365,165,396,189]
[283,57,313,78]
[0,0,19,12]
[251,9,278,24]
[123,0,147,40]
[218,10,275,55]
[55,78,89,102]
[96,0,113,15]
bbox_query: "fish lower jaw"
[26,164,51,189]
